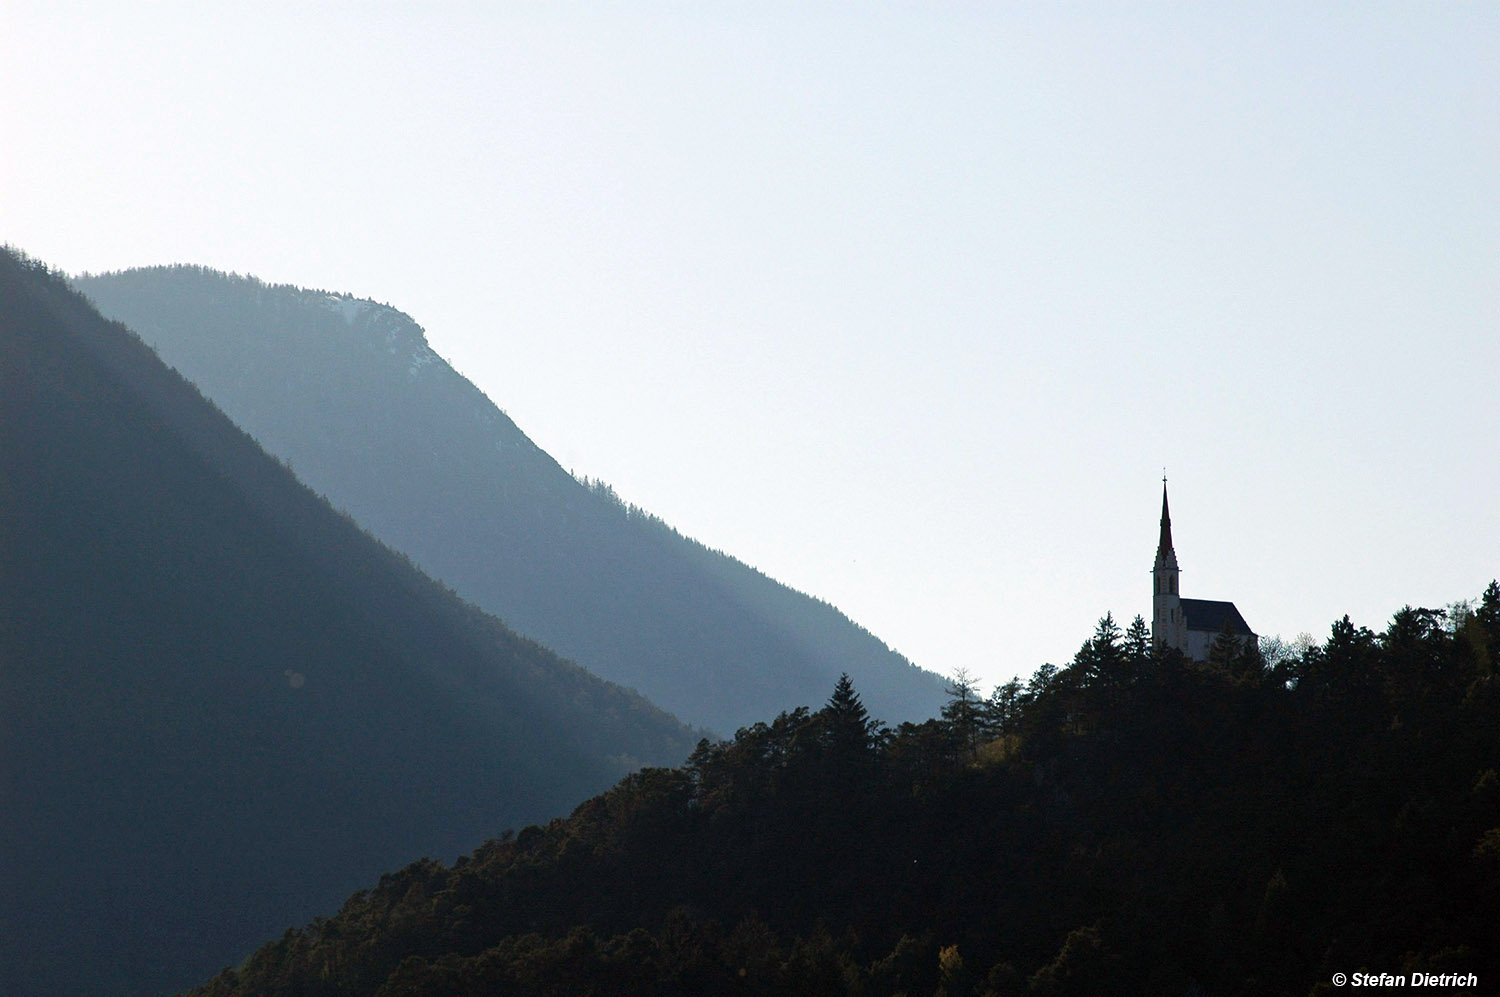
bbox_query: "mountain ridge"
[75,265,948,733]
[1,248,700,996]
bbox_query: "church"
[1151,482,1256,660]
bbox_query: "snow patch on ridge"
[406,346,440,378]
[372,313,440,381]
[314,290,443,381]
[321,293,369,325]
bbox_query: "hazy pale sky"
[5,2,1496,697]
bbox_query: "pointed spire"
[1158,478,1173,556]
[1155,477,1178,570]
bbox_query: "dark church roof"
[1182,599,1254,636]
[1157,485,1174,554]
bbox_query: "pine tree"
[1478,580,1500,658]
[822,673,880,755]
[984,678,1024,736]
[1207,622,1242,674]
[1123,615,1152,675]
[1085,613,1125,686]
[941,668,985,760]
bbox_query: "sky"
[4,2,1496,696]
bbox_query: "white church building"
[1151,482,1256,660]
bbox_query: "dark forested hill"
[0,249,699,997]
[73,267,947,734]
[188,594,1500,996]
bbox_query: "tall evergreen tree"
[1124,615,1152,675]
[1477,580,1500,661]
[822,672,880,755]
[942,668,984,760]
[1078,612,1125,686]
[1298,615,1381,714]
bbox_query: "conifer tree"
[1123,615,1151,673]
[984,678,1024,736]
[1207,623,1242,674]
[942,668,983,759]
[1478,580,1500,657]
[823,673,880,755]
[1084,612,1125,686]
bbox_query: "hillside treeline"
[190,586,1500,996]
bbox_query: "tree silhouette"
[941,667,984,760]
[821,672,881,756]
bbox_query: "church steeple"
[1152,478,1185,651]
[1155,479,1178,571]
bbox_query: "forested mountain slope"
[74,267,947,734]
[191,595,1500,996]
[0,249,699,997]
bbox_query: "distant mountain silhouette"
[75,266,947,733]
[0,248,700,997]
